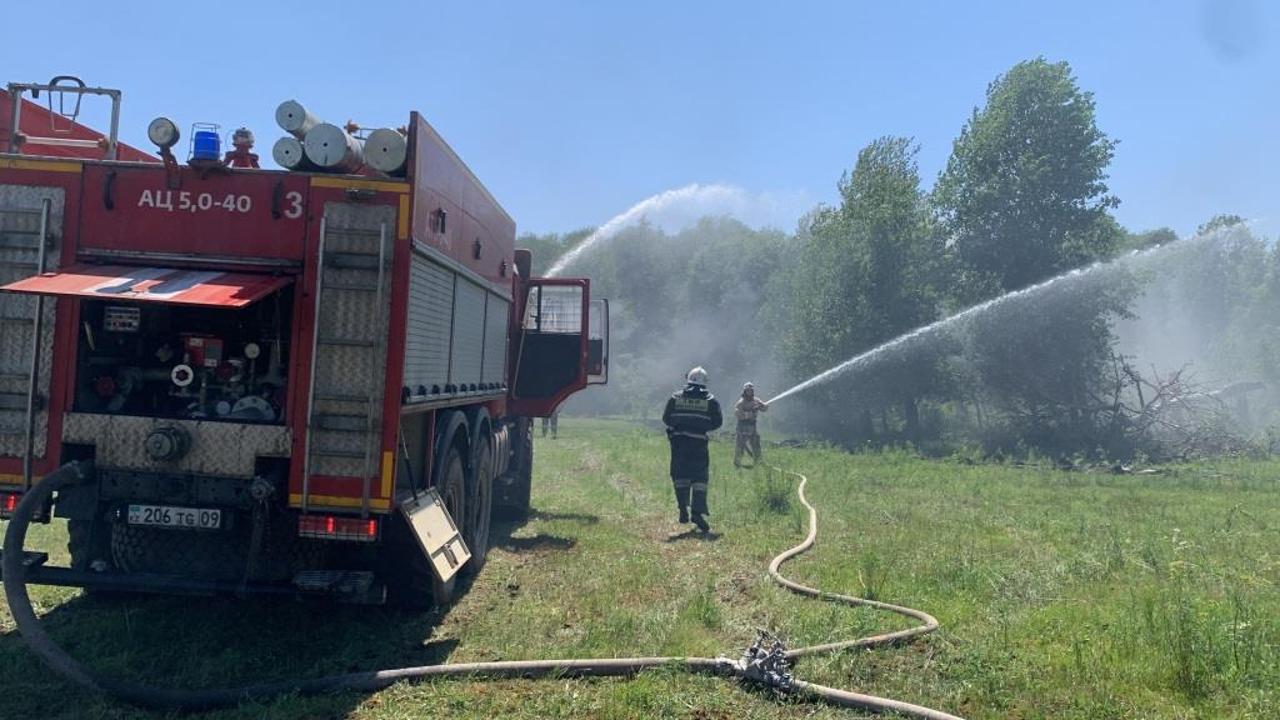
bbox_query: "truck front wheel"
[494,418,532,522]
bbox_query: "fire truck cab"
[0,78,607,606]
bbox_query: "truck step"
[0,236,42,250]
[324,282,380,292]
[324,226,382,238]
[0,393,32,411]
[314,392,373,403]
[316,337,380,348]
[313,413,371,432]
[311,448,368,459]
[325,252,383,270]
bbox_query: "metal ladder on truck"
[0,199,53,489]
[301,206,394,517]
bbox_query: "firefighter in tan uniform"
[662,367,723,533]
[733,382,768,468]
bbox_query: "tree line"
[521,58,1277,460]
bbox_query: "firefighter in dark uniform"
[662,366,723,533]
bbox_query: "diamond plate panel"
[307,202,395,487]
[0,185,64,459]
[62,413,291,477]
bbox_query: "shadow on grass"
[664,529,721,543]
[496,534,577,553]
[527,509,600,525]
[0,590,463,719]
[0,512,546,719]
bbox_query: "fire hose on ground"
[2,461,964,719]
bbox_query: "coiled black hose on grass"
[2,461,962,718]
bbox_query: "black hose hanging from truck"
[1,461,963,719]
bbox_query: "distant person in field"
[733,382,768,468]
[662,366,723,533]
[541,411,559,439]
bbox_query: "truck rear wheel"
[385,444,466,609]
[464,436,494,575]
[67,517,108,572]
[111,522,245,581]
[68,516,118,599]
[431,445,467,605]
[494,418,532,522]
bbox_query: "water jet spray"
[764,230,1236,407]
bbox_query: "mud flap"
[399,488,471,584]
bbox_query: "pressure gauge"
[170,364,194,388]
[243,342,261,360]
[147,117,181,149]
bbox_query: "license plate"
[127,504,221,530]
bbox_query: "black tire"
[464,435,494,575]
[431,445,467,605]
[111,522,246,582]
[494,418,533,521]
[67,517,106,572]
[381,509,437,604]
[69,515,121,599]
[386,436,469,609]
[384,513,437,610]
[256,517,328,582]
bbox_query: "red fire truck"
[0,78,608,606]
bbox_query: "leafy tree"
[1119,227,1178,253]
[778,137,947,443]
[517,227,594,275]
[933,58,1132,457]
[1175,217,1268,362]
[1197,213,1246,237]
[934,57,1121,296]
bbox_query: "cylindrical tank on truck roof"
[272,136,315,170]
[364,128,408,176]
[275,100,321,139]
[303,123,364,173]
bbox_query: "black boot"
[678,506,689,524]
[692,514,710,533]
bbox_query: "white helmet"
[686,366,709,387]
[742,382,755,392]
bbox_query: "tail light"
[1,491,19,517]
[298,514,380,542]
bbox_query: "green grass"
[2,418,1278,719]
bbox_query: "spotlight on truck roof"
[146,117,180,149]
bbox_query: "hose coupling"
[248,476,276,503]
[738,631,793,692]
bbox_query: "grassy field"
[2,417,1278,719]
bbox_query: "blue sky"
[4,1,1276,238]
